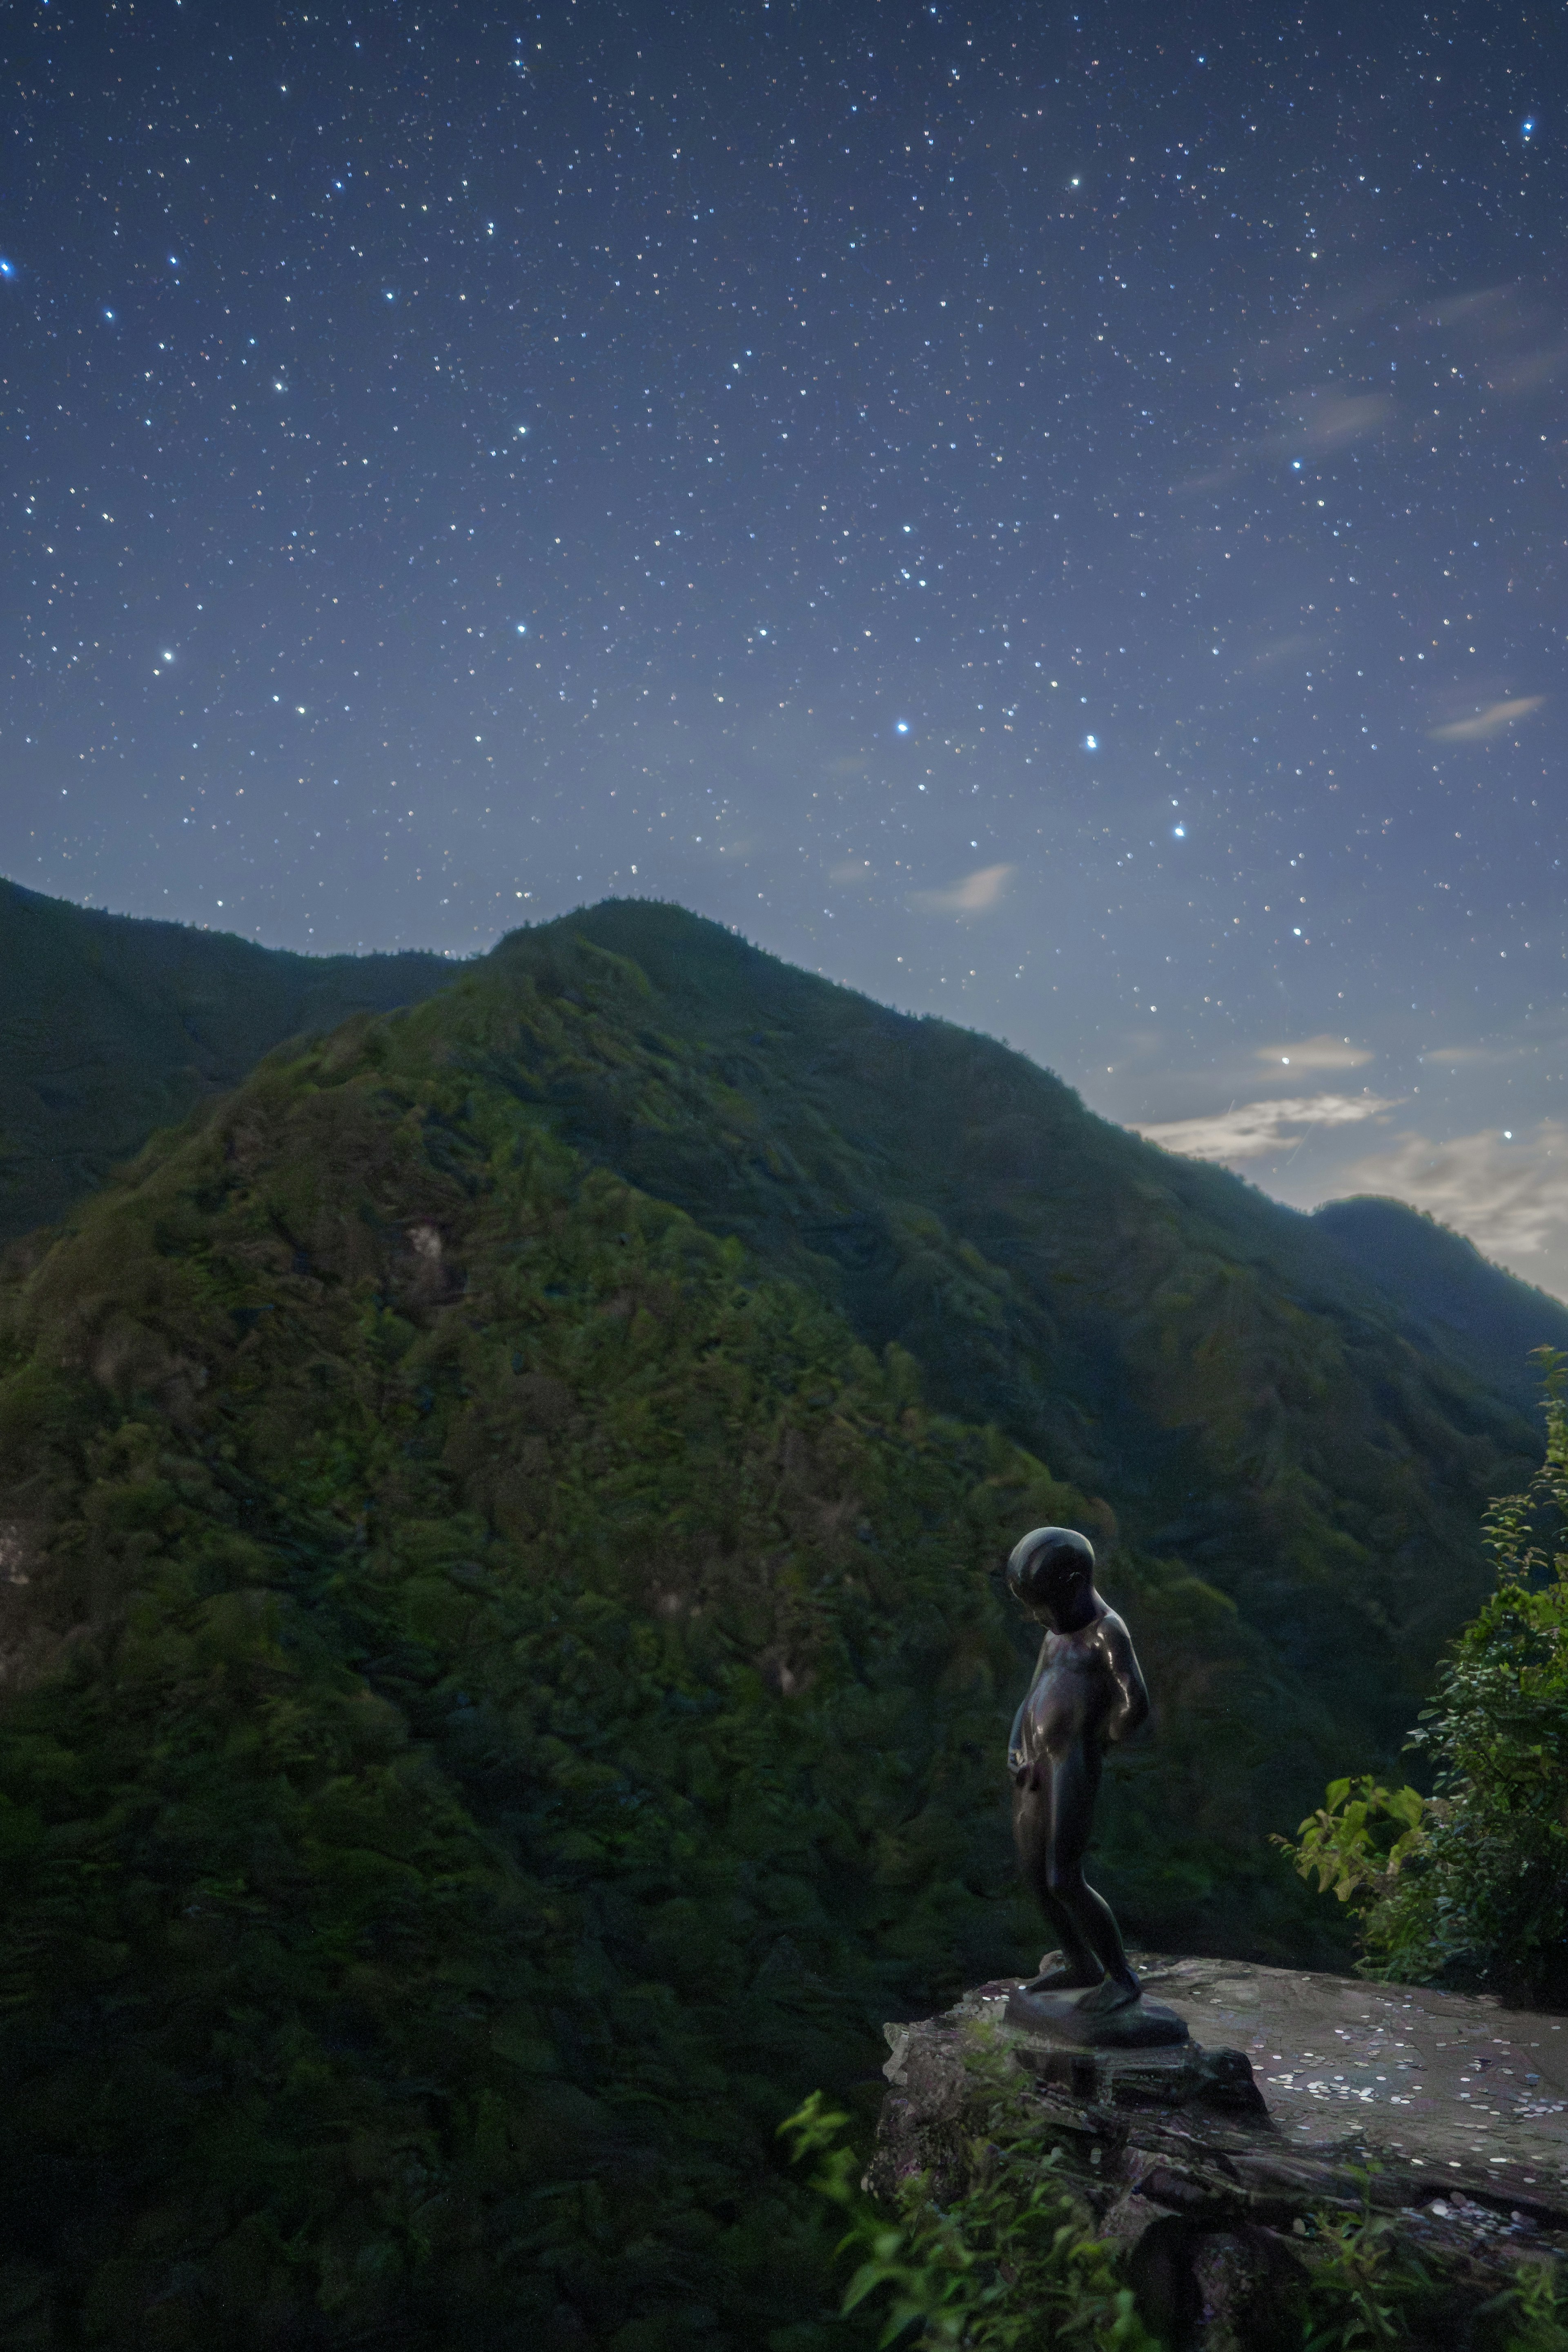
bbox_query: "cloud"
[1256,1035,1374,1073]
[1246,630,1322,672]
[1138,1093,1401,1163]
[828,858,873,887]
[1287,388,1392,450]
[1428,695,1546,743]
[1336,1120,1568,1279]
[1425,283,1517,329]
[1423,1042,1505,1066]
[1171,387,1390,497]
[909,862,1015,915]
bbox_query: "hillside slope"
[0,878,454,1242]
[4,899,1546,1907]
[0,959,1162,2348]
[1312,1193,1568,1415]
[0,897,1547,2346]
[477,905,1533,1736]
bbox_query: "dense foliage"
[1281,1354,1568,2008]
[0,905,1561,2343]
[784,2071,1568,2352]
[420,906,1551,1951]
[0,875,452,1244]
[8,890,1562,1954]
[1312,1198,1568,1424]
[781,2074,1156,2352]
[0,986,1114,2345]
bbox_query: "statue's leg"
[1012,1770,1102,1987]
[1041,1744,1139,2006]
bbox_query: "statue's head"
[1007,1526,1097,1628]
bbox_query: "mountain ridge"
[0,887,1556,2345]
[1310,1191,1568,1409]
[0,874,456,1243]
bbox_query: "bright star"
[895,720,910,734]
[1084,734,1098,751]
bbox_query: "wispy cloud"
[1256,1035,1374,1073]
[1138,1093,1400,1163]
[909,862,1015,916]
[1338,1120,1568,1278]
[1172,386,1391,497]
[1287,387,1392,450]
[1426,283,1517,329]
[1428,695,1546,743]
[1424,1042,1511,1067]
[1246,630,1323,672]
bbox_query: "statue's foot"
[1022,1964,1103,1995]
[1077,1971,1142,2016]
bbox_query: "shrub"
[1279,1351,1568,2007]
[779,2066,1155,2351]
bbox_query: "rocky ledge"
[873,1954,1566,2349]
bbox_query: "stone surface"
[1009,2032,1269,2116]
[1129,1950,1568,2212]
[874,1958,1567,2347]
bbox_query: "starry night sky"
[5,2,1567,1290]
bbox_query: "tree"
[1279,1350,1568,2008]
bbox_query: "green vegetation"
[787,2100,1568,2352]
[0,969,1112,2344]
[0,875,452,1244]
[1311,1199,1568,1426]
[1,897,1564,2343]
[425,906,1555,1958]
[1280,1355,1568,2009]
[780,2072,1155,2351]
[785,2096,1566,2352]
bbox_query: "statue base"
[1004,1983,1191,2049]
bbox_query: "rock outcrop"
[873,1956,1567,2348]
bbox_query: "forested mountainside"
[0,877,453,1243]
[1312,1191,1568,1415]
[0,894,1557,2344]
[476,904,1542,1755]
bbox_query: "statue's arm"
[1100,1615,1150,1745]
[1007,1697,1029,1782]
[1007,1635,1051,1782]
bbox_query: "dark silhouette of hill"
[1312,1193,1568,1414]
[0,891,1552,2345]
[0,877,454,1243]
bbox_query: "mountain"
[1312,1193,1568,1414]
[472,904,1535,1728]
[0,877,454,1244]
[0,891,1550,2345]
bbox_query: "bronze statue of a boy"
[1006,1525,1163,2030]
